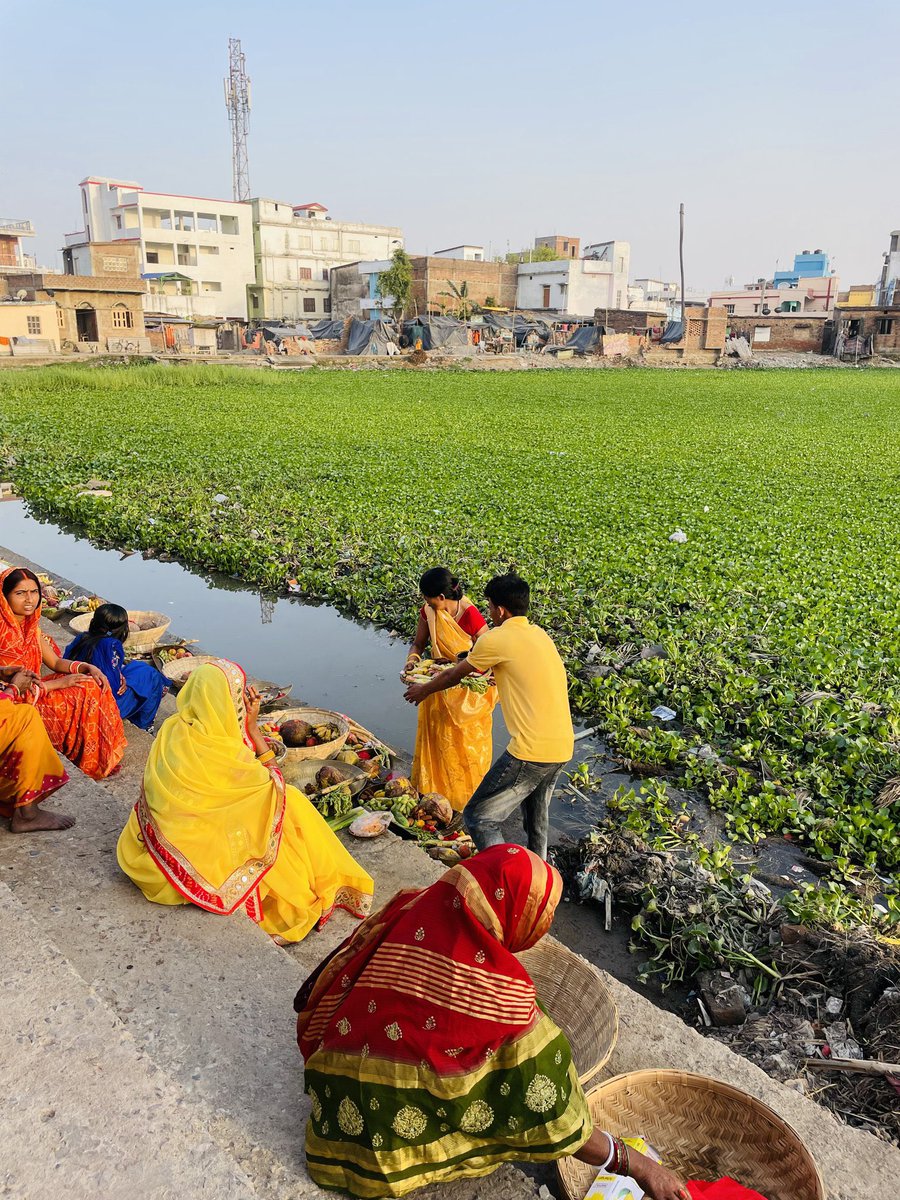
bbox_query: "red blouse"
[420,603,487,639]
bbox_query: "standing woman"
[64,603,168,730]
[0,567,126,780]
[404,567,497,812]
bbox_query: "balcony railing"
[0,219,35,235]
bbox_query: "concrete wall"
[0,300,60,353]
[517,258,629,316]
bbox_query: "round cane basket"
[161,655,225,690]
[70,609,171,652]
[265,708,350,762]
[515,940,618,1085]
[557,1069,825,1200]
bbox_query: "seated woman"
[405,567,497,812]
[0,665,72,831]
[0,567,126,781]
[117,660,374,944]
[64,603,168,731]
[294,845,688,1200]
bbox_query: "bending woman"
[294,845,687,1200]
[64,603,168,730]
[0,666,72,831]
[405,567,497,811]
[0,567,126,780]
[117,660,374,943]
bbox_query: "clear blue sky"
[4,0,897,291]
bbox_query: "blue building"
[773,249,832,288]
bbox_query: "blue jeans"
[463,750,567,861]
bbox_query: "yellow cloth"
[411,603,497,811]
[467,617,574,763]
[116,661,373,942]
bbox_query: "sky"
[3,0,898,292]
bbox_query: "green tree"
[376,248,413,324]
[438,280,478,320]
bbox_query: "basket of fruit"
[400,658,493,695]
[70,609,172,653]
[279,758,370,798]
[263,708,350,762]
[160,653,222,690]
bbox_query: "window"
[298,267,312,280]
[348,239,361,253]
[26,315,41,334]
[201,281,223,293]
[303,297,316,313]
[474,253,482,261]
[725,304,735,314]
[174,211,195,231]
[199,245,219,256]
[102,255,130,273]
[877,318,893,334]
[297,235,312,249]
[196,213,218,232]
[252,294,260,310]
[57,307,65,328]
[111,306,133,329]
[114,215,123,230]
[323,297,332,313]
[146,250,159,264]
[322,268,329,281]
[563,241,569,252]
[176,244,197,267]
[220,215,240,235]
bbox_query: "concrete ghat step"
[1,759,539,1200]
[0,880,264,1200]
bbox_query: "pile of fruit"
[279,717,341,749]
[157,646,194,665]
[300,763,355,820]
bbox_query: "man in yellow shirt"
[403,573,573,860]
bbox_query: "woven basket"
[516,940,618,1085]
[557,1069,825,1200]
[69,609,171,652]
[161,654,224,690]
[265,708,350,762]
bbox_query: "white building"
[249,199,403,322]
[70,176,255,319]
[432,245,484,261]
[516,241,631,317]
[877,229,900,305]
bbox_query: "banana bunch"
[314,723,340,743]
[316,783,353,820]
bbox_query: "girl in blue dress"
[64,604,168,731]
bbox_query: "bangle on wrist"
[68,660,78,675]
[257,749,275,764]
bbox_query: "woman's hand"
[82,663,110,691]
[245,685,262,727]
[42,674,91,692]
[629,1151,690,1200]
[6,669,40,694]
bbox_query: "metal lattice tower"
[224,38,251,202]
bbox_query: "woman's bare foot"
[10,804,76,832]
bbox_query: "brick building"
[727,314,829,353]
[4,241,146,348]
[644,306,727,363]
[832,301,900,358]
[534,234,580,260]
[595,307,666,335]
[409,255,518,316]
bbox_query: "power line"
[224,38,251,203]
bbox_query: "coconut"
[418,793,453,825]
[316,764,347,790]
[385,777,415,798]
[280,718,314,747]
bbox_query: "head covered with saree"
[295,845,591,1198]
[0,567,44,677]
[136,659,285,918]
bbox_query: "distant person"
[64,603,168,730]
[403,567,497,811]
[0,566,126,781]
[404,572,573,859]
[0,665,72,832]
[117,660,374,943]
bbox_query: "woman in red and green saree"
[294,845,688,1199]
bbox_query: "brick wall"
[729,315,828,352]
[595,307,665,334]
[410,257,517,315]
[834,305,900,354]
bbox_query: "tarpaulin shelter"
[480,312,552,347]
[345,318,400,356]
[307,318,345,340]
[660,320,684,344]
[402,315,467,351]
[546,325,602,355]
[260,323,313,344]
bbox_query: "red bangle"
[69,660,78,674]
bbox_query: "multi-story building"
[70,176,255,319]
[517,242,631,317]
[877,229,900,305]
[249,200,403,322]
[0,217,37,273]
[710,250,839,316]
[534,235,580,260]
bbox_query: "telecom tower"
[224,37,251,202]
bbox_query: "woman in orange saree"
[0,666,72,831]
[405,568,497,812]
[0,567,126,781]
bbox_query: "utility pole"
[678,203,686,329]
[224,38,252,202]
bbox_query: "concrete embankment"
[1,544,897,1200]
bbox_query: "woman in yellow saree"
[117,659,373,943]
[405,568,497,812]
